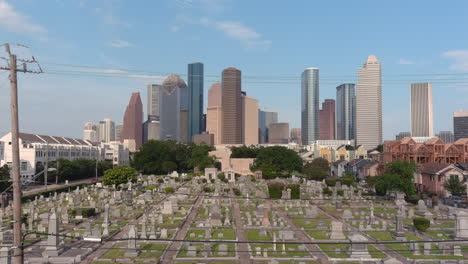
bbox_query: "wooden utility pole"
[1,43,42,264]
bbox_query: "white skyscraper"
[115,122,123,142]
[411,83,434,137]
[83,122,99,142]
[356,55,382,150]
[301,68,319,145]
[147,84,161,119]
[99,118,115,143]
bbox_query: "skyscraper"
[206,83,223,145]
[121,92,143,149]
[99,118,115,143]
[319,99,335,140]
[143,116,159,143]
[396,132,411,140]
[356,55,382,150]
[290,128,302,144]
[83,122,99,142]
[454,111,468,141]
[115,123,123,142]
[411,83,434,137]
[301,67,319,145]
[336,83,356,140]
[147,84,161,119]
[159,74,187,141]
[221,67,242,144]
[242,95,259,145]
[269,122,289,144]
[437,131,454,143]
[188,62,204,142]
[258,110,278,143]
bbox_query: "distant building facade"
[83,122,99,142]
[192,133,214,146]
[356,55,382,150]
[121,92,143,149]
[114,123,123,142]
[99,118,115,143]
[290,128,302,144]
[258,110,278,143]
[269,122,289,144]
[411,83,434,137]
[437,131,454,143]
[336,83,356,140]
[221,67,242,144]
[188,62,204,142]
[160,74,187,141]
[454,111,468,141]
[396,132,411,140]
[301,68,319,145]
[242,96,259,145]
[319,99,335,140]
[206,83,223,145]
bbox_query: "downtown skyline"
[0,0,467,140]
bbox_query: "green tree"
[251,146,302,176]
[0,165,10,192]
[375,160,417,196]
[231,146,258,158]
[188,145,215,171]
[302,158,329,181]
[102,165,137,186]
[443,177,466,196]
[162,161,177,173]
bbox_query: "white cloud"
[0,0,47,38]
[399,58,416,65]
[202,19,271,50]
[109,40,132,48]
[127,74,166,81]
[443,50,468,72]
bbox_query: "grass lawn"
[246,230,278,241]
[425,230,453,240]
[319,244,349,258]
[212,229,236,240]
[99,245,125,259]
[250,243,310,257]
[138,243,166,258]
[368,245,387,258]
[185,229,206,240]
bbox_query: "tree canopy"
[102,165,137,186]
[132,140,215,174]
[302,158,330,181]
[251,146,302,179]
[375,160,417,196]
[0,165,10,192]
[443,177,466,196]
[230,146,258,158]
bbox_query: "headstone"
[350,233,371,258]
[43,210,62,257]
[330,221,345,240]
[455,210,468,238]
[417,200,427,214]
[124,225,138,257]
[218,244,228,256]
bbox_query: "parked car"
[443,196,468,208]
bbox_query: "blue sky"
[0,0,468,139]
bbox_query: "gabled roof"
[419,163,451,174]
[454,138,468,145]
[401,137,416,144]
[16,132,91,146]
[425,137,443,145]
[332,160,348,166]
[456,163,468,171]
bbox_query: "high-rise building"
[356,55,382,150]
[99,118,115,143]
[188,62,204,142]
[221,67,242,144]
[143,116,159,143]
[242,95,259,145]
[290,128,302,144]
[396,131,411,140]
[319,99,335,140]
[336,83,356,140]
[83,122,99,142]
[269,122,289,144]
[121,92,143,149]
[160,74,187,141]
[258,110,278,143]
[454,111,468,141]
[115,123,123,142]
[206,83,222,145]
[301,67,319,145]
[411,83,434,137]
[147,84,161,119]
[437,131,454,143]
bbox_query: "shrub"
[286,184,300,199]
[250,175,256,182]
[406,194,421,205]
[413,217,430,231]
[68,208,96,218]
[232,188,241,196]
[217,173,228,183]
[325,179,337,187]
[337,190,344,196]
[201,178,207,183]
[157,178,164,183]
[203,187,214,193]
[268,182,284,199]
[164,187,174,193]
[322,187,332,196]
[210,179,215,183]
